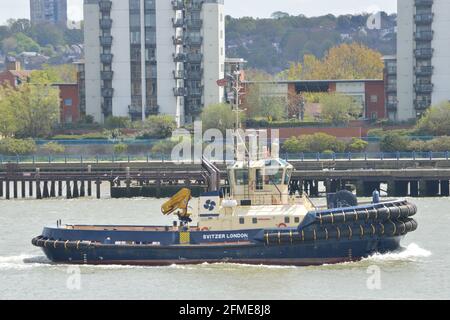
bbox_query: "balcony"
[186,70,202,80]
[172,0,184,10]
[186,19,203,29]
[100,18,112,29]
[173,36,183,45]
[415,0,433,7]
[173,87,187,96]
[415,100,431,110]
[187,53,203,63]
[415,66,433,76]
[415,48,433,59]
[172,18,185,28]
[185,36,203,46]
[173,70,186,79]
[188,88,203,96]
[415,31,433,41]
[101,71,114,81]
[129,106,159,119]
[173,52,187,62]
[415,84,434,93]
[386,84,397,93]
[99,35,113,46]
[386,66,397,75]
[101,88,114,98]
[99,0,112,12]
[386,102,398,110]
[100,53,113,64]
[415,13,433,24]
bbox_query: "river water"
[0,197,448,300]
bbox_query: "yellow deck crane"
[161,188,193,225]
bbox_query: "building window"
[64,99,73,106]
[370,95,378,103]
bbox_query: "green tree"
[320,93,362,125]
[201,103,237,133]
[7,84,60,138]
[380,131,410,152]
[0,87,17,137]
[138,115,177,139]
[282,133,346,153]
[416,101,450,136]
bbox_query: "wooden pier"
[1,158,450,200]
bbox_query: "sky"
[0,0,397,24]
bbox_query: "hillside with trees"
[225,12,396,74]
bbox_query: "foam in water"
[0,244,431,271]
[364,243,432,263]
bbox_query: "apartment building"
[30,0,68,26]
[397,0,450,121]
[83,0,225,126]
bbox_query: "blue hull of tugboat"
[32,200,418,266]
[38,236,402,266]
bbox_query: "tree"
[6,83,60,138]
[0,87,17,137]
[271,12,290,19]
[277,62,303,80]
[301,43,384,80]
[257,97,286,121]
[320,93,362,125]
[416,101,450,136]
[201,103,236,133]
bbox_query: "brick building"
[53,83,80,124]
[243,79,387,120]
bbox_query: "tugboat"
[32,72,417,266]
[32,136,418,266]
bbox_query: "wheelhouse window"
[235,170,249,186]
[284,169,292,185]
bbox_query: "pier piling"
[6,180,10,200]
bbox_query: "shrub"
[380,131,410,152]
[114,143,128,155]
[104,116,132,129]
[150,139,179,154]
[281,133,346,153]
[416,101,450,136]
[0,138,37,155]
[346,138,369,152]
[137,115,177,139]
[41,142,65,154]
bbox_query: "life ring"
[277,223,288,228]
[201,227,210,231]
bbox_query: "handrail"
[1,151,450,165]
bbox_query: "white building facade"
[84,0,225,125]
[397,0,450,121]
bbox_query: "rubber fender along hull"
[32,236,403,267]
